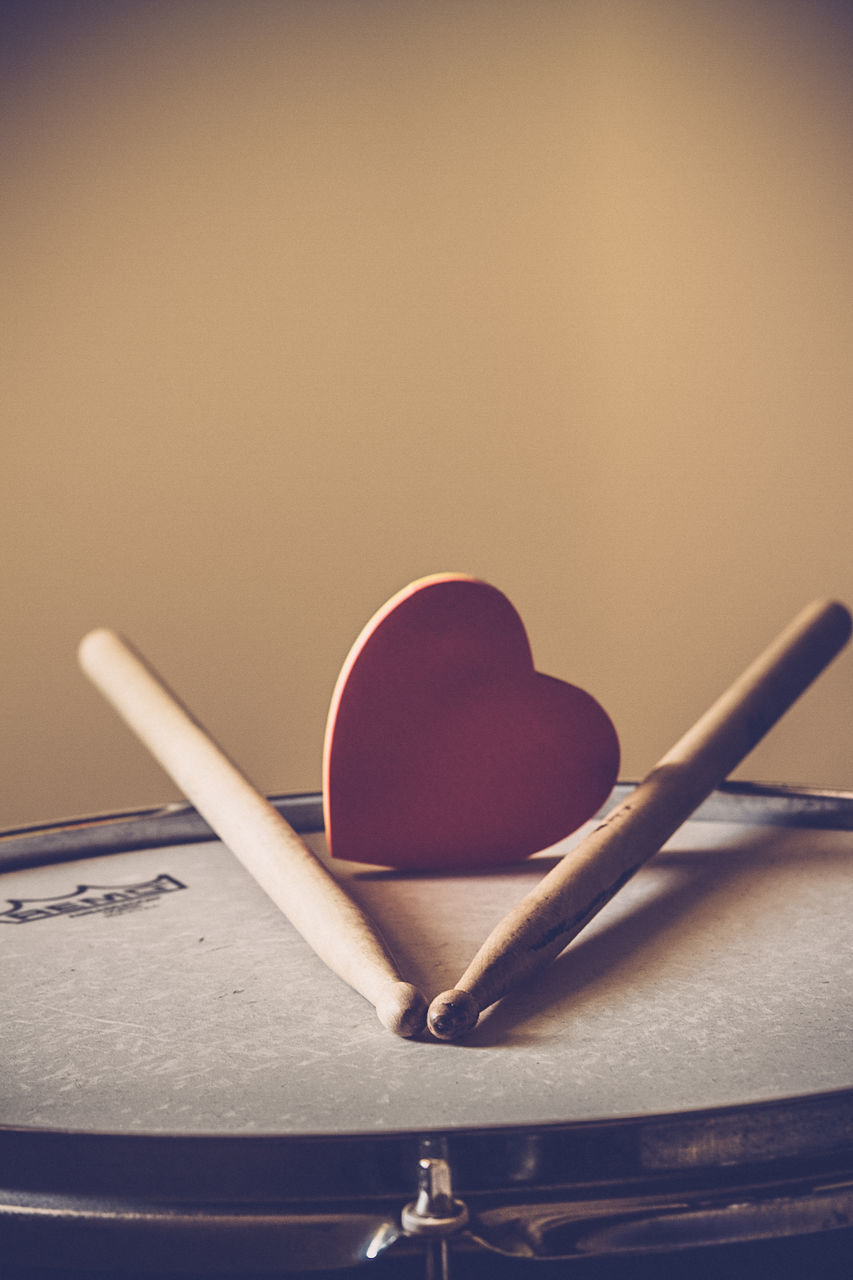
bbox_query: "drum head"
[1,784,852,1274]
[2,786,851,1136]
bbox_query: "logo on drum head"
[0,874,187,924]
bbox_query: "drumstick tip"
[376,983,429,1038]
[427,988,480,1041]
[78,627,114,663]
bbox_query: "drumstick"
[428,598,852,1040]
[78,629,427,1038]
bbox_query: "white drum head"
[1,787,850,1137]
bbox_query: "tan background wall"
[3,0,852,832]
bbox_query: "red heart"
[322,575,619,870]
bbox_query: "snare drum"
[1,783,851,1278]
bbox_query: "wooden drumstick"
[428,599,852,1040]
[78,629,427,1038]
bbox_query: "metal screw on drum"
[402,1157,469,1280]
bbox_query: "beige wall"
[3,1,852,831]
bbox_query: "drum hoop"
[2,782,852,1204]
[1,1087,852,1202]
[2,780,853,872]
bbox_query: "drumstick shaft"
[78,629,426,1037]
[428,599,851,1039]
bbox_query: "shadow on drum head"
[460,823,850,1049]
[462,852,723,1049]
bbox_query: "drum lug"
[402,1159,470,1280]
[401,1157,470,1237]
